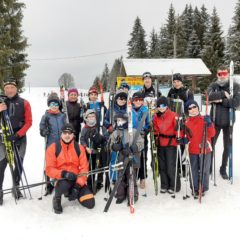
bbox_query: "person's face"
[173,80,183,89]
[157,104,167,113]
[116,97,127,106]
[188,104,199,116]
[87,113,96,121]
[133,98,144,108]
[217,69,229,81]
[89,93,98,102]
[61,131,74,143]
[144,77,152,88]
[49,102,60,112]
[4,85,17,98]
[68,92,78,102]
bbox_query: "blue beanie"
[185,99,199,111]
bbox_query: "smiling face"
[188,104,199,116]
[143,77,152,89]
[173,80,183,89]
[4,84,17,98]
[68,92,78,102]
[89,93,98,102]
[61,131,74,143]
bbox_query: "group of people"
[0,64,239,214]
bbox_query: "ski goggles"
[188,105,197,110]
[133,98,143,102]
[49,102,59,107]
[158,104,167,108]
[217,71,228,77]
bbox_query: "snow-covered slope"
[0,87,239,240]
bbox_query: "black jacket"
[208,81,240,127]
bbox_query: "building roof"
[123,58,211,76]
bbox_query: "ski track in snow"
[0,87,239,240]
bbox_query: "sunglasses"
[217,71,228,77]
[133,98,143,102]
[159,104,167,108]
[143,74,151,79]
[188,105,197,110]
[49,102,59,107]
[118,97,127,101]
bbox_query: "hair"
[217,65,229,72]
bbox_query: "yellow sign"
[117,77,143,88]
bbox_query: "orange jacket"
[45,140,88,187]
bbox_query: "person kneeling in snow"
[46,123,95,214]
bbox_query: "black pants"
[158,146,181,192]
[138,135,148,180]
[87,152,103,190]
[116,164,138,201]
[55,180,95,209]
[213,126,230,171]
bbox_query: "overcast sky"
[21,0,238,89]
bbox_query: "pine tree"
[93,76,101,91]
[175,16,187,57]
[200,7,225,91]
[186,29,201,58]
[148,28,159,58]
[127,16,148,58]
[225,0,240,72]
[101,63,109,91]
[0,0,28,91]
[158,26,170,58]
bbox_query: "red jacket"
[46,140,88,187]
[185,115,216,154]
[153,109,178,147]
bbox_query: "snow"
[1,87,240,240]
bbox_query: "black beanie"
[132,91,144,99]
[185,99,199,111]
[157,96,169,107]
[173,73,183,82]
[61,123,74,133]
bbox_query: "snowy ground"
[0,87,240,240]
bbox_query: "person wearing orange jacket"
[185,100,216,196]
[153,96,181,194]
[46,123,95,214]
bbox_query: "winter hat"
[88,87,98,95]
[142,72,152,80]
[61,123,74,133]
[47,93,60,106]
[132,91,144,100]
[115,89,128,101]
[173,73,183,82]
[157,96,169,108]
[3,77,17,87]
[119,81,130,90]
[83,109,96,127]
[68,88,78,96]
[185,99,199,111]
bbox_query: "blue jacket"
[39,111,66,148]
[132,105,150,132]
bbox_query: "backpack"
[55,141,81,158]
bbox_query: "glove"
[122,146,130,157]
[6,134,19,143]
[40,128,49,137]
[112,143,122,152]
[68,184,80,201]
[204,115,212,127]
[61,170,77,181]
[130,143,138,154]
[176,137,182,144]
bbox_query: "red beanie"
[68,88,78,96]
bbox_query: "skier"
[131,91,150,189]
[110,113,144,204]
[141,72,157,98]
[45,123,95,214]
[39,93,65,194]
[167,73,194,114]
[0,78,32,204]
[66,88,84,142]
[184,100,215,196]
[153,96,181,194]
[80,109,108,193]
[208,65,240,179]
[104,89,128,183]
[84,86,107,130]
